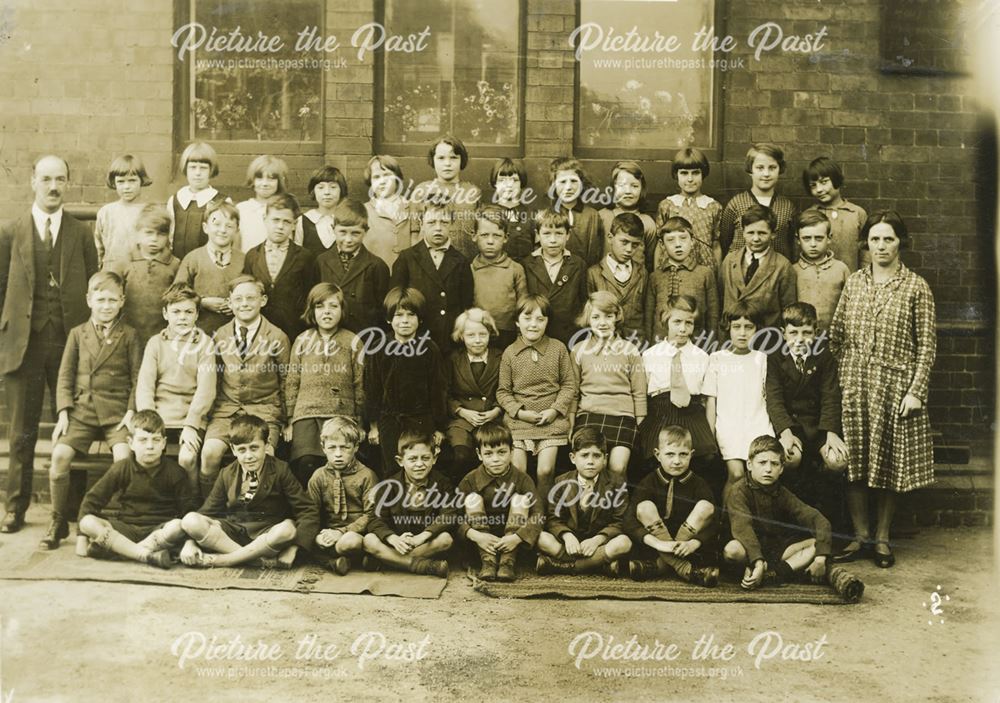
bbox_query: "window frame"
[171,0,326,160]
[572,0,726,161]
[373,0,528,158]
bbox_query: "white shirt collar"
[667,193,713,209]
[606,254,632,272]
[304,208,334,225]
[234,315,263,341]
[745,248,768,265]
[467,352,489,364]
[32,203,63,244]
[176,186,219,209]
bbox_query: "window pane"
[576,0,715,151]
[383,0,521,147]
[189,0,323,142]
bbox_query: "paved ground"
[0,511,995,703]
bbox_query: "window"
[574,0,719,157]
[378,0,523,151]
[179,0,324,142]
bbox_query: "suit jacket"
[521,252,588,345]
[243,241,317,341]
[56,320,142,426]
[316,245,390,334]
[211,316,290,423]
[200,455,319,551]
[546,470,628,540]
[447,349,501,432]
[0,210,98,373]
[367,469,460,540]
[389,241,474,351]
[765,346,842,440]
[720,248,797,331]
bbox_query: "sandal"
[872,540,895,568]
[831,538,871,563]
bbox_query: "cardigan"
[447,348,502,430]
[202,455,319,551]
[285,327,364,423]
[79,456,196,527]
[210,316,290,424]
[546,469,629,541]
[625,468,717,545]
[136,328,217,430]
[95,199,146,268]
[307,460,379,534]
[456,464,543,544]
[586,258,648,343]
[496,335,578,441]
[368,469,460,540]
[645,255,718,342]
[109,249,181,343]
[174,246,246,335]
[56,320,142,426]
[364,197,415,269]
[720,248,797,331]
[724,474,833,562]
[571,335,647,418]
[794,252,850,331]
[316,245,390,334]
[363,336,449,428]
[471,253,528,332]
[243,240,317,341]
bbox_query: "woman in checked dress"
[829,210,936,568]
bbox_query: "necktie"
[242,470,259,503]
[669,351,691,408]
[579,481,595,529]
[43,217,53,252]
[330,469,348,521]
[744,254,760,284]
[238,326,250,358]
[794,354,806,375]
[664,478,675,520]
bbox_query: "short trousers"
[105,518,167,543]
[215,517,278,547]
[58,417,129,455]
[205,416,281,449]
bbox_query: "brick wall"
[0,0,993,445]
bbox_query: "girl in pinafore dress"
[637,294,716,481]
[829,210,936,569]
[572,291,647,480]
[496,295,579,504]
[284,283,364,486]
[703,301,774,495]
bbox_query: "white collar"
[532,248,572,259]
[239,198,267,213]
[467,352,489,364]
[32,203,63,239]
[606,255,632,271]
[304,208,335,224]
[668,193,713,209]
[176,186,219,209]
[234,315,263,339]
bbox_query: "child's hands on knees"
[180,426,203,453]
[53,410,70,442]
[316,529,343,549]
[115,410,134,433]
[673,538,701,558]
[779,430,802,462]
[180,539,203,566]
[388,534,412,555]
[742,560,767,589]
[517,409,541,424]
[806,555,827,583]
[472,531,500,554]
[407,531,431,548]
[579,535,605,557]
[563,533,581,556]
[495,533,523,553]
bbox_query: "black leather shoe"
[873,541,895,568]
[39,519,69,549]
[831,540,871,564]
[1,512,25,534]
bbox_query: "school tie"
[42,217,53,252]
[664,477,675,521]
[237,325,250,359]
[669,351,691,408]
[242,470,259,503]
[578,479,596,529]
[794,354,806,375]
[744,254,760,284]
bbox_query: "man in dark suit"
[0,155,99,531]
[389,205,474,353]
[243,194,317,341]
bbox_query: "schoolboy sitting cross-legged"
[623,425,720,587]
[457,422,543,582]
[535,427,632,576]
[77,410,195,569]
[723,435,833,589]
[180,414,318,569]
[308,416,379,575]
[363,430,458,578]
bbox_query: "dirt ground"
[0,518,996,703]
